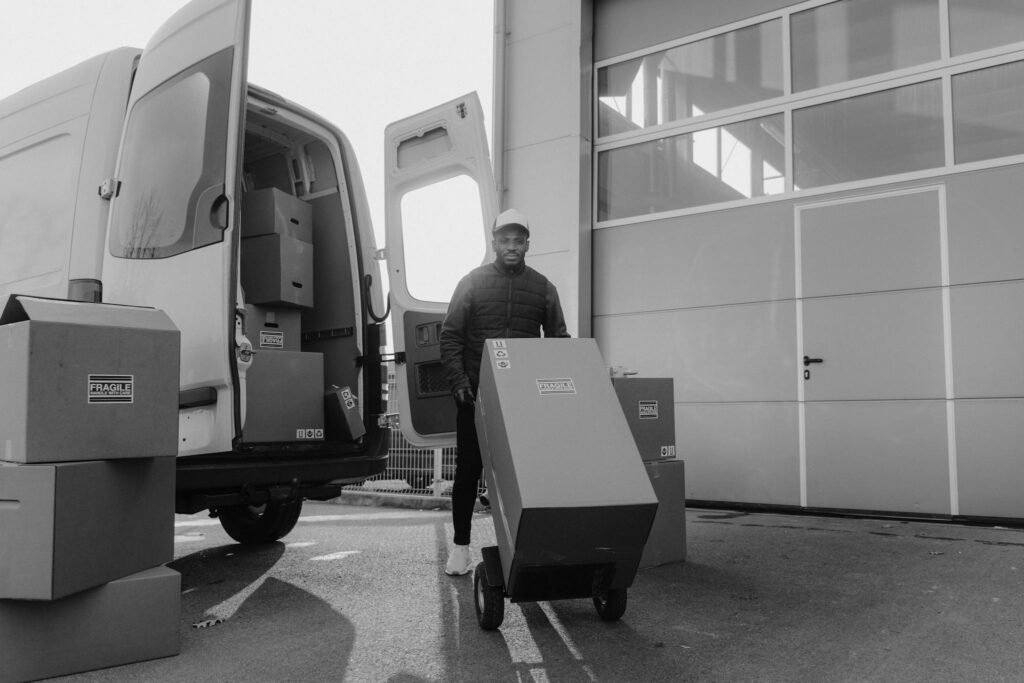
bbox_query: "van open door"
[384,93,497,447]
[101,0,251,456]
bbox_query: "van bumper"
[173,429,390,513]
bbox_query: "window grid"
[594,0,1024,225]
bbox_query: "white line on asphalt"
[309,550,362,561]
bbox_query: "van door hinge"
[98,178,121,200]
[382,352,406,365]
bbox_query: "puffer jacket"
[440,260,569,393]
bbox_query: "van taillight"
[68,279,103,303]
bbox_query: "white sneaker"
[445,544,473,576]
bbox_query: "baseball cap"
[492,208,530,236]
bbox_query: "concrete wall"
[495,0,593,336]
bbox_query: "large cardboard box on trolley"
[475,338,658,602]
[0,566,181,682]
[0,296,180,464]
[0,457,175,600]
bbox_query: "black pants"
[452,400,483,545]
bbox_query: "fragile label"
[259,330,284,348]
[537,378,576,395]
[296,428,325,440]
[88,374,134,404]
[639,400,659,420]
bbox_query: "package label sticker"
[496,359,512,370]
[493,340,507,349]
[340,388,353,399]
[537,378,577,395]
[494,349,509,359]
[259,330,284,348]
[296,428,325,440]
[88,374,134,404]
[639,400,659,419]
[660,445,677,458]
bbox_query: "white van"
[0,0,499,543]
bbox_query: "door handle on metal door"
[804,355,824,366]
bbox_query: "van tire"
[217,499,303,544]
[593,588,627,622]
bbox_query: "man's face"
[492,227,529,267]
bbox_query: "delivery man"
[439,208,570,575]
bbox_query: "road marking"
[309,550,362,561]
[174,535,205,543]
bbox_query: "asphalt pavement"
[48,501,1024,682]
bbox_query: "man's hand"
[454,387,475,405]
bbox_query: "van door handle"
[803,355,824,366]
[196,184,228,230]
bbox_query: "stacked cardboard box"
[612,376,687,568]
[239,188,330,445]
[240,188,314,308]
[244,350,326,443]
[0,296,181,682]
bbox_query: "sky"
[0,0,495,254]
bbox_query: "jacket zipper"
[504,274,512,338]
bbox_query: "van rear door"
[384,93,497,448]
[101,0,251,456]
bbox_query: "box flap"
[0,295,178,332]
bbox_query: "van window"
[109,49,232,259]
[399,174,486,303]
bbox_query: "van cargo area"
[238,104,367,447]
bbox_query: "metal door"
[384,93,497,447]
[101,0,251,456]
[797,187,953,515]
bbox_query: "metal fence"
[344,369,466,499]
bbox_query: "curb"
[329,489,489,512]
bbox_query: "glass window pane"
[953,61,1024,164]
[791,0,940,92]
[950,0,1024,56]
[598,20,783,137]
[110,49,231,260]
[400,175,486,303]
[598,114,785,221]
[793,81,944,189]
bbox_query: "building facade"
[495,0,1024,520]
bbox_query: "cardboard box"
[244,304,302,351]
[0,566,180,682]
[244,350,324,442]
[242,187,313,242]
[0,457,174,600]
[0,296,180,464]
[612,377,677,461]
[640,459,687,568]
[325,385,366,441]
[241,233,314,309]
[475,338,658,602]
